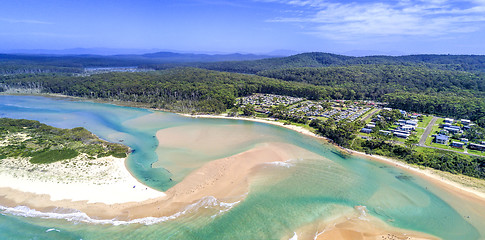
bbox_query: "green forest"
[1,52,484,126]
[1,51,485,178]
[0,118,129,164]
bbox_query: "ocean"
[0,95,484,240]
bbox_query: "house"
[461,119,471,126]
[365,123,376,129]
[444,127,460,134]
[394,129,411,135]
[379,130,391,135]
[451,141,464,148]
[444,118,454,124]
[469,143,485,151]
[361,128,372,134]
[399,125,414,132]
[441,123,452,128]
[405,120,418,126]
[393,131,410,139]
[435,134,449,144]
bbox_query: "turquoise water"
[0,95,484,240]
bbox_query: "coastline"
[181,113,485,202]
[0,96,484,239]
[0,155,166,218]
[178,113,324,139]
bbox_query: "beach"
[0,135,323,221]
[0,155,164,204]
[183,113,485,200]
[1,109,485,239]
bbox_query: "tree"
[405,134,419,150]
[242,104,255,116]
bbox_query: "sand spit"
[0,156,165,204]
[314,215,437,240]
[0,139,319,221]
[284,206,438,240]
[127,141,323,219]
[182,114,485,202]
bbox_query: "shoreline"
[181,113,485,202]
[0,156,166,216]
[0,95,484,239]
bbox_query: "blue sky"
[1,0,485,55]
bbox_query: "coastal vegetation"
[1,51,484,178]
[0,118,129,164]
[2,52,484,126]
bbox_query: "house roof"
[436,135,449,141]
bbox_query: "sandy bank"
[0,156,165,204]
[284,205,438,240]
[127,141,323,219]
[181,114,485,202]
[179,113,322,139]
[0,139,318,220]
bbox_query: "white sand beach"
[0,156,165,204]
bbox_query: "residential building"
[393,132,410,139]
[435,134,449,144]
[461,119,471,126]
[444,127,460,134]
[469,143,485,151]
[361,128,372,134]
[451,141,464,148]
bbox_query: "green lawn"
[429,142,466,152]
[425,118,444,146]
[361,109,380,123]
[468,149,485,157]
[423,118,466,153]
[415,127,425,139]
[352,108,376,123]
[418,115,433,128]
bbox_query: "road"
[419,116,438,146]
[417,116,484,158]
[361,108,380,122]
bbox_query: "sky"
[1,0,485,55]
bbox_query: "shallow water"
[0,95,484,240]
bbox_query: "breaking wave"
[0,196,240,226]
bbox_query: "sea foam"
[264,158,302,168]
[0,196,240,226]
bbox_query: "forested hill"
[0,68,338,112]
[183,52,485,74]
[258,65,485,99]
[0,52,274,74]
[1,52,484,126]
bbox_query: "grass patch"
[425,118,444,146]
[360,108,379,123]
[30,149,79,164]
[0,118,130,163]
[418,115,433,128]
[415,127,425,139]
[468,149,485,157]
[429,142,465,152]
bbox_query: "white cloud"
[0,18,53,25]
[261,0,485,40]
